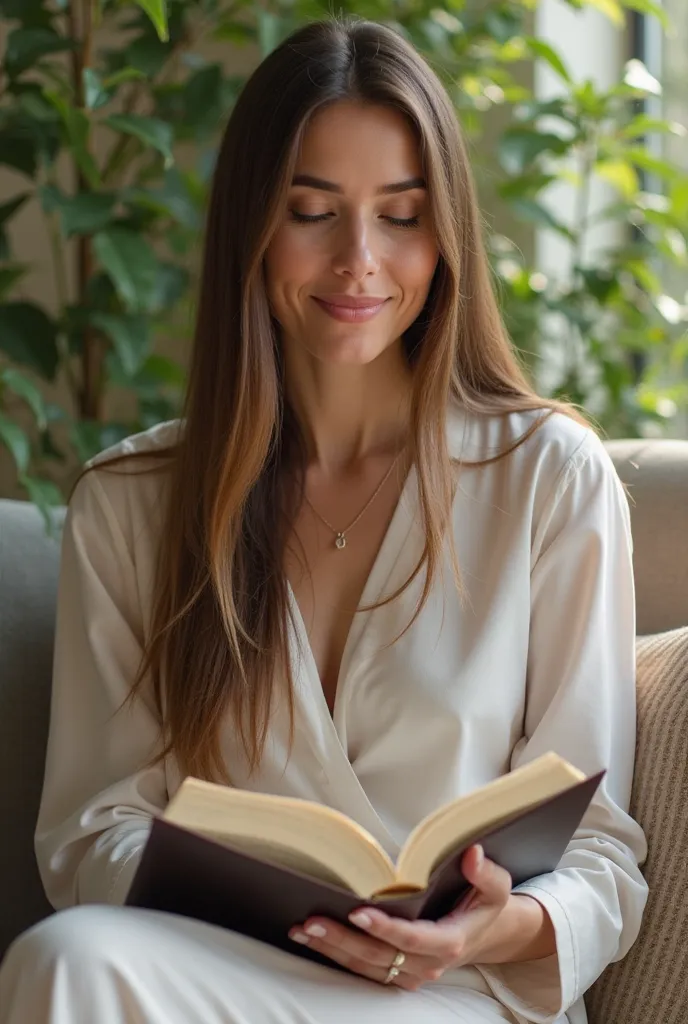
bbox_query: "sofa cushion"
[0,500,64,960]
[606,440,688,634]
[586,627,688,1023]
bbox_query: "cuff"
[76,824,150,906]
[476,882,574,1024]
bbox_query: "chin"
[303,327,400,367]
[312,339,392,366]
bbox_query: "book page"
[164,780,399,898]
[397,753,585,888]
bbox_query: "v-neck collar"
[285,464,420,853]
[288,462,418,721]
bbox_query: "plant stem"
[43,194,81,406]
[101,13,212,187]
[566,128,596,382]
[69,0,102,421]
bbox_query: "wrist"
[473,893,557,965]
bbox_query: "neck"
[283,340,412,473]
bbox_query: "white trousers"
[0,906,519,1023]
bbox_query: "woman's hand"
[288,845,556,990]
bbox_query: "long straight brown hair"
[117,18,581,782]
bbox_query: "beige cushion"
[586,628,688,1023]
[605,440,688,634]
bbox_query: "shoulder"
[69,420,182,556]
[447,403,611,484]
[88,418,182,469]
[446,404,625,542]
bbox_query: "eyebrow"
[291,174,426,195]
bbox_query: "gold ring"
[383,950,406,984]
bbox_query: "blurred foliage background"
[0,0,686,515]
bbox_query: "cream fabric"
[0,408,648,1024]
[0,906,518,1024]
[586,627,688,1023]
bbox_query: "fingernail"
[349,910,372,929]
[290,931,310,945]
[475,844,484,868]
[305,923,327,938]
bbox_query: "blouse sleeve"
[34,469,167,909]
[476,432,649,1023]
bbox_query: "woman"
[0,17,647,1024]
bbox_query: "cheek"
[392,237,439,299]
[265,228,322,297]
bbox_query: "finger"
[288,927,435,991]
[458,845,512,909]
[345,848,511,963]
[288,919,444,986]
[347,907,465,961]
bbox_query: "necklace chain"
[304,451,404,550]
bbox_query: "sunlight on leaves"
[132,0,169,41]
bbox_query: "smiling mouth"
[312,296,389,323]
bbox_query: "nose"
[331,215,380,281]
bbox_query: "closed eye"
[289,210,332,224]
[289,210,420,229]
[386,215,419,229]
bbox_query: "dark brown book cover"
[126,771,604,971]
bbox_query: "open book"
[127,753,603,964]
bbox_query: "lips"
[312,295,389,323]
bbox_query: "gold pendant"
[335,533,346,550]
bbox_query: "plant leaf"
[0,127,37,176]
[104,114,174,168]
[57,192,118,236]
[0,265,28,298]
[523,38,571,83]
[20,475,64,532]
[625,147,681,181]
[45,92,101,188]
[0,0,53,27]
[0,367,48,428]
[131,0,169,41]
[580,0,625,27]
[83,68,110,111]
[92,228,160,313]
[620,114,687,140]
[499,129,570,175]
[0,414,31,472]
[19,474,65,530]
[510,198,575,238]
[102,67,147,90]
[596,159,640,198]
[90,312,150,376]
[148,262,189,314]
[0,193,30,227]
[4,27,73,77]
[137,353,186,388]
[257,10,282,56]
[620,0,669,30]
[0,302,59,379]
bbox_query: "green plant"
[0,0,686,516]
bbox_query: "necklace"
[304,451,404,551]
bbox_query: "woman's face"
[265,101,439,367]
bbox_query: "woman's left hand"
[288,844,555,990]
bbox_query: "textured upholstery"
[585,627,688,1023]
[1,438,687,1024]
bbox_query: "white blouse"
[35,406,648,1024]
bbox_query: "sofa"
[1,438,687,1022]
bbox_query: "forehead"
[295,101,423,183]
